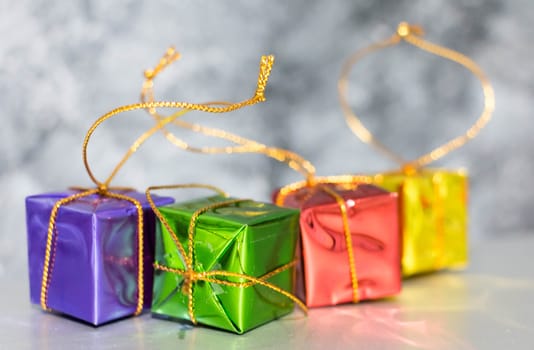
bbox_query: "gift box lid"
[160,195,299,226]
[297,184,396,210]
[26,190,174,216]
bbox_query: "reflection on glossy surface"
[5,234,534,349]
[151,196,300,334]
[281,184,401,307]
[374,169,468,276]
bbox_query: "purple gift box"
[25,189,174,326]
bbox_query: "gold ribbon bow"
[146,184,308,324]
[338,22,495,173]
[40,53,275,315]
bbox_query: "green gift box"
[151,195,301,334]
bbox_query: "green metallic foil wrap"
[151,195,300,334]
[373,169,468,277]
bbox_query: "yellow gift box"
[338,23,495,277]
[373,169,468,276]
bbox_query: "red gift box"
[276,183,401,307]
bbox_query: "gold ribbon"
[146,184,308,324]
[140,47,317,183]
[338,22,495,173]
[142,48,375,304]
[336,22,495,270]
[319,185,360,302]
[40,53,275,315]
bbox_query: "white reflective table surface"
[2,235,534,349]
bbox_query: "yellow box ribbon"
[337,22,495,276]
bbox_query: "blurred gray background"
[1,0,533,278]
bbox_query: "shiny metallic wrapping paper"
[372,169,468,276]
[279,184,401,307]
[151,196,300,334]
[25,190,174,325]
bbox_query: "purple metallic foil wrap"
[25,190,174,326]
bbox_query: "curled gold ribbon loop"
[84,52,275,188]
[146,184,308,324]
[40,51,274,316]
[338,22,495,171]
[140,47,317,184]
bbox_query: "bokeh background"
[1,0,533,278]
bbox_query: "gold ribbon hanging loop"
[338,22,495,172]
[140,47,317,185]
